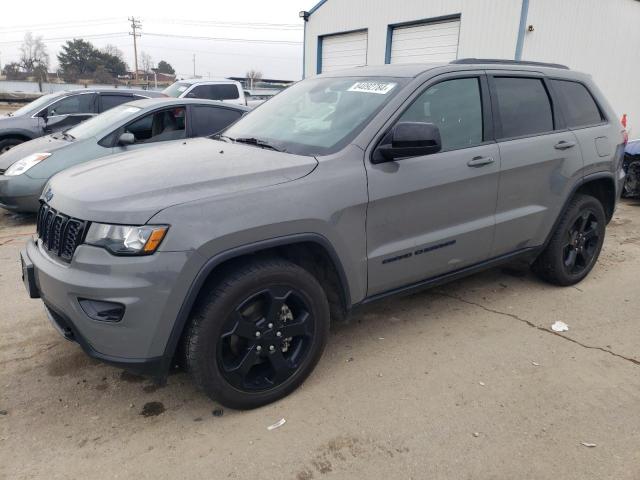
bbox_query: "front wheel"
[0,138,23,154]
[184,258,330,409]
[532,194,606,286]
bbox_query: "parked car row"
[0,98,249,212]
[2,59,628,410]
[0,88,164,153]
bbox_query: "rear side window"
[190,106,242,137]
[493,77,553,139]
[187,84,240,101]
[101,94,136,111]
[552,80,603,128]
[398,77,483,151]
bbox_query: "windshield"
[163,82,191,98]
[66,104,142,139]
[224,76,407,156]
[10,92,61,117]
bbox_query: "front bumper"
[23,238,196,377]
[0,174,45,212]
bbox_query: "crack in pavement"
[435,292,640,367]
[0,343,60,366]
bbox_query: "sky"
[0,0,318,81]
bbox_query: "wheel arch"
[0,130,34,143]
[160,233,352,374]
[541,172,617,252]
[574,173,617,222]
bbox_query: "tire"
[0,138,24,154]
[532,194,606,286]
[184,258,330,409]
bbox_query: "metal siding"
[521,0,640,133]
[390,20,461,64]
[321,30,368,72]
[304,0,518,77]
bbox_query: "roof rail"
[451,58,570,70]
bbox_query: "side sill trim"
[359,247,540,305]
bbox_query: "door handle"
[554,140,576,150]
[467,156,495,167]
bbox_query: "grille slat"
[36,203,86,263]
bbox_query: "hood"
[0,135,70,170]
[46,137,318,224]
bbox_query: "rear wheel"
[184,258,330,409]
[0,138,23,154]
[532,194,606,286]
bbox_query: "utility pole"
[129,17,142,81]
[192,54,196,78]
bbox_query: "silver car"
[0,98,249,212]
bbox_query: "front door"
[365,74,500,296]
[41,93,97,134]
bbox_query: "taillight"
[621,114,628,145]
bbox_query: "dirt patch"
[140,401,165,417]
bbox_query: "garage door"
[390,20,460,64]
[320,30,368,73]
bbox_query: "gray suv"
[20,60,626,409]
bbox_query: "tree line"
[2,33,175,84]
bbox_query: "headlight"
[4,153,51,176]
[85,223,168,255]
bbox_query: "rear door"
[550,79,614,177]
[365,72,500,295]
[188,105,243,137]
[488,73,583,256]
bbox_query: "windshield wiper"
[232,137,284,152]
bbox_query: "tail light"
[621,114,628,144]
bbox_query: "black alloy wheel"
[217,286,315,392]
[184,258,330,409]
[562,210,600,275]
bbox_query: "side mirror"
[39,109,49,122]
[118,132,135,146]
[372,122,442,164]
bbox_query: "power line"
[143,32,302,46]
[0,32,129,45]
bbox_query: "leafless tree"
[246,69,263,89]
[102,44,125,61]
[19,32,49,81]
[140,51,153,78]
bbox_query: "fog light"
[78,298,125,322]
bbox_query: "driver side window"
[124,107,186,144]
[398,77,483,152]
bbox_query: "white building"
[301,0,640,133]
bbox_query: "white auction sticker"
[348,81,396,95]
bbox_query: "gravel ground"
[0,200,639,479]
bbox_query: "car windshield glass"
[162,82,191,97]
[66,105,142,139]
[11,93,61,117]
[224,76,407,156]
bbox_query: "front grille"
[36,203,87,262]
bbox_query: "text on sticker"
[348,81,397,95]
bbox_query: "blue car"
[623,139,640,197]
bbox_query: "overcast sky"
[0,0,318,81]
